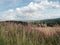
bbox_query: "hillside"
[0,21,60,45]
[0,18,60,45]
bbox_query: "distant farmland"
[0,21,60,45]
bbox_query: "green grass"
[0,22,60,45]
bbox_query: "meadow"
[0,21,60,45]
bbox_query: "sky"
[0,0,60,21]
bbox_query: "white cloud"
[8,9,14,12]
[33,0,48,2]
[0,0,60,21]
[49,1,60,8]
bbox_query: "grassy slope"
[0,21,60,45]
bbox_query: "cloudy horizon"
[0,0,60,21]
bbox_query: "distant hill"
[31,18,60,27]
[0,18,60,27]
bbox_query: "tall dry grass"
[0,22,60,45]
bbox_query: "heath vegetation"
[0,21,60,45]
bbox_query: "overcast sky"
[0,0,60,21]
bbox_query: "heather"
[0,21,60,45]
